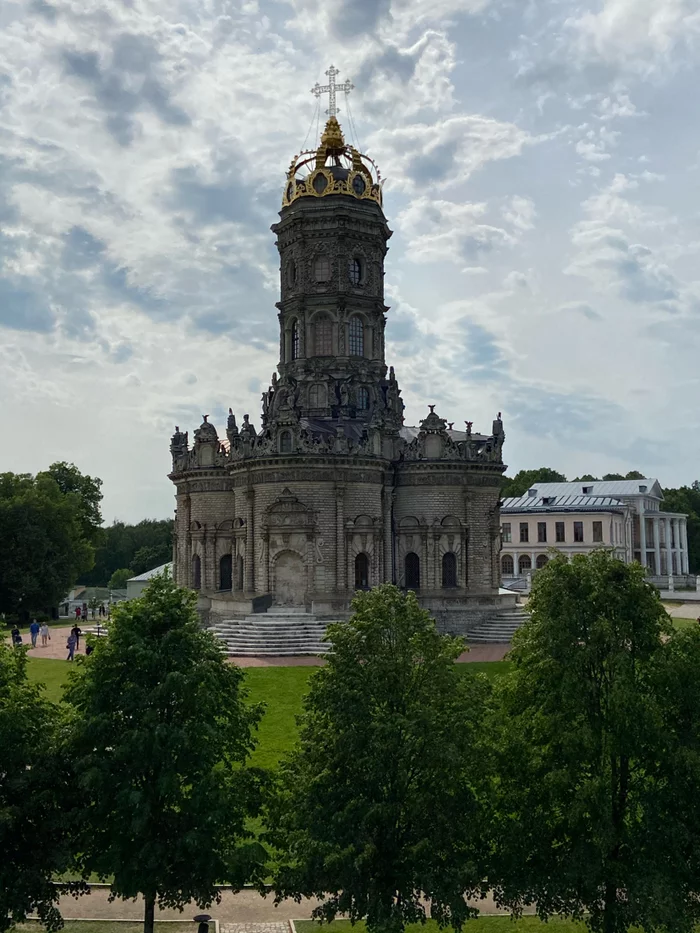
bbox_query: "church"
[168,75,513,635]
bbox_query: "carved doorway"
[355,553,370,590]
[274,551,306,606]
[219,554,232,591]
[405,552,420,590]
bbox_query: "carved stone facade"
[168,117,511,628]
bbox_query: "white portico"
[501,479,690,579]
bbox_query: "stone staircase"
[465,606,529,644]
[209,609,329,657]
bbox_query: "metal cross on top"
[311,65,354,117]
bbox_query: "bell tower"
[268,78,395,430]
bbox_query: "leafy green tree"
[602,473,624,480]
[501,467,567,498]
[0,472,94,616]
[492,550,681,933]
[572,473,600,482]
[39,461,104,545]
[268,584,492,933]
[131,544,170,575]
[108,567,133,590]
[0,641,73,932]
[80,519,173,586]
[624,470,646,479]
[64,574,265,933]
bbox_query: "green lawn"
[25,656,512,769]
[294,918,585,933]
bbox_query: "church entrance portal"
[274,551,306,606]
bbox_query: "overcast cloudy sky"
[1,0,699,523]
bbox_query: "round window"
[352,174,366,196]
[312,172,328,194]
[348,257,362,286]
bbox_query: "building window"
[314,315,333,355]
[537,522,547,543]
[313,255,331,283]
[348,316,364,356]
[291,319,300,360]
[582,486,593,494]
[219,554,232,591]
[442,552,457,588]
[520,522,529,543]
[355,553,370,590]
[286,261,296,286]
[518,554,532,575]
[308,383,327,408]
[501,554,514,576]
[279,430,292,453]
[405,552,420,589]
[574,521,584,542]
[357,387,370,410]
[502,522,511,543]
[593,521,603,543]
[349,256,363,285]
[192,554,201,590]
[555,521,565,543]
[536,554,549,570]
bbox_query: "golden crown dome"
[282,116,383,208]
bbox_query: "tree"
[572,473,600,482]
[39,461,104,545]
[624,470,646,479]
[491,550,681,933]
[0,641,73,932]
[80,519,173,586]
[108,567,133,590]
[0,472,94,616]
[268,584,492,933]
[501,467,567,499]
[64,573,266,933]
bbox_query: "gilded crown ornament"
[282,66,383,208]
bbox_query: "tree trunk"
[144,893,156,933]
[603,880,616,933]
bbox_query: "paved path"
[52,886,507,922]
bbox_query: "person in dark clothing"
[71,623,82,650]
[11,626,21,647]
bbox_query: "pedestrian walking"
[71,623,82,650]
[29,619,40,648]
[66,631,77,661]
[11,626,21,647]
[81,603,88,623]
[75,606,81,620]
[40,621,50,646]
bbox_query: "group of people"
[74,601,109,621]
[10,620,95,661]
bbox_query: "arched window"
[355,553,370,590]
[357,387,370,410]
[291,319,300,360]
[348,316,364,356]
[442,552,457,588]
[348,256,363,286]
[313,255,331,283]
[536,554,549,570]
[518,554,532,575]
[286,261,296,286]
[315,315,333,355]
[501,554,514,576]
[192,554,201,590]
[279,430,292,453]
[236,554,244,591]
[219,554,232,591]
[405,552,420,589]
[308,383,327,409]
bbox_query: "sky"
[1,0,699,524]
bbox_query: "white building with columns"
[500,479,690,581]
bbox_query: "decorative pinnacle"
[311,65,354,117]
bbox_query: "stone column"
[652,518,661,577]
[638,500,646,568]
[682,519,690,574]
[422,529,429,590]
[261,533,270,593]
[383,488,393,584]
[672,518,679,575]
[336,485,346,592]
[245,489,255,594]
[665,517,672,578]
[513,550,519,576]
